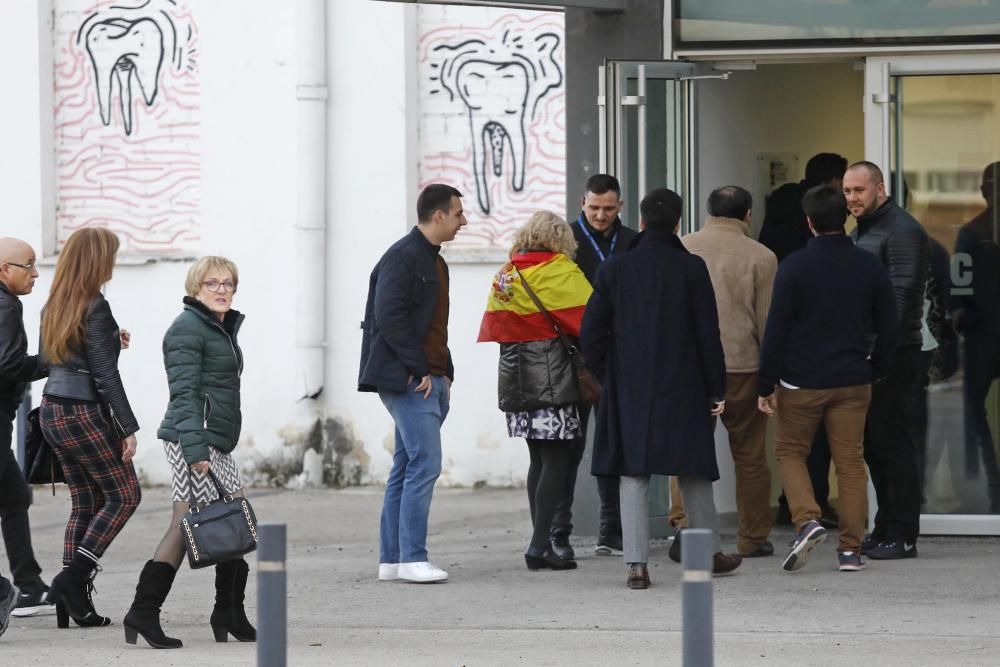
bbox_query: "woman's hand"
[191,461,210,475]
[121,434,137,463]
[119,328,131,350]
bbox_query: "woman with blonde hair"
[123,256,253,649]
[40,227,140,628]
[478,211,593,571]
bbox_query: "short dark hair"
[804,153,848,186]
[584,174,621,198]
[707,185,752,220]
[417,184,463,223]
[846,160,884,185]
[640,188,682,231]
[802,185,848,234]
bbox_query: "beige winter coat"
[682,216,777,373]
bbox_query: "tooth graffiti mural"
[55,0,200,255]
[78,0,192,135]
[431,29,563,216]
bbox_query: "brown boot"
[626,564,650,589]
[712,552,742,576]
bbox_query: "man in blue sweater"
[758,186,897,573]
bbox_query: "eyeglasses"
[202,280,236,293]
[6,262,35,271]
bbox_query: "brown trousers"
[774,384,871,551]
[669,373,773,554]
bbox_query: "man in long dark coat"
[580,189,742,589]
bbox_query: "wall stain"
[243,416,370,488]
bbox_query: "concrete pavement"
[1,485,999,665]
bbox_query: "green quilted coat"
[157,297,245,464]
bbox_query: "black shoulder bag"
[515,268,602,407]
[23,407,65,495]
[179,469,259,569]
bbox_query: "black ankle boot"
[123,560,183,649]
[50,550,111,628]
[524,546,577,571]
[210,559,256,642]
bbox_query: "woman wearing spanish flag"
[478,212,593,571]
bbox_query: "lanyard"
[576,216,617,263]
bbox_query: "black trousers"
[550,406,621,538]
[910,352,933,503]
[865,345,923,543]
[0,402,44,591]
[962,332,1000,509]
[526,439,576,550]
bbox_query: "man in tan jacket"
[677,185,778,557]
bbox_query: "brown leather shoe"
[626,564,650,589]
[712,552,742,576]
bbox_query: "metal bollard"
[257,524,287,667]
[681,528,713,667]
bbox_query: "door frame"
[865,53,1000,536]
[602,47,1000,536]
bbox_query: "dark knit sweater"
[757,233,898,396]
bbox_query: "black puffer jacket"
[854,199,930,349]
[42,294,139,437]
[497,337,579,412]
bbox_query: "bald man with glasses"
[0,237,52,623]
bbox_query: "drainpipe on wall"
[295,0,328,402]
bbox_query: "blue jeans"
[378,376,449,563]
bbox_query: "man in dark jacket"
[759,153,848,262]
[952,161,1000,512]
[759,153,848,527]
[758,186,897,574]
[550,174,638,559]
[359,184,465,584]
[845,161,930,559]
[581,189,742,589]
[0,238,51,617]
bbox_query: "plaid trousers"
[39,399,141,564]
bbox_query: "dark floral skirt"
[506,405,582,440]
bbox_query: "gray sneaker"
[781,520,827,572]
[0,578,18,639]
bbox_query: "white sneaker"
[397,561,448,583]
[378,563,399,581]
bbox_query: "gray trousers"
[620,475,722,564]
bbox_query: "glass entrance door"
[601,61,696,232]
[865,55,1000,535]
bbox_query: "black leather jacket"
[42,294,139,437]
[854,198,930,349]
[0,282,48,407]
[497,337,579,412]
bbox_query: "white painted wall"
[1,0,547,489]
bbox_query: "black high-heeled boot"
[50,550,111,628]
[123,560,183,648]
[210,558,256,642]
[524,545,578,571]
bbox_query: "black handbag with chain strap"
[179,469,259,569]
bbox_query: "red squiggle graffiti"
[54,0,201,255]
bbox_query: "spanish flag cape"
[478,251,593,343]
